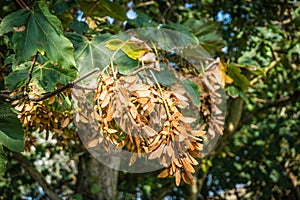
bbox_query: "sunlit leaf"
[106,39,125,51]
[121,41,150,60]
[67,33,112,76]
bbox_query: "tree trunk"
[75,152,119,200]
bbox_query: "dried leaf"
[187,153,199,165]
[175,169,181,186]
[86,138,99,148]
[181,117,196,124]
[128,84,150,92]
[182,158,195,173]
[105,128,118,134]
[191,130,206,137]
[130,106,138,119]
[61,117,70,128]
[48,96,56,105]
[135,90,151,98]
[80,115,89,123]
[94,110,102,121]
[148,144,164,159]
[139,52,156,63]
[129,153,137,166]
[157,169,169,178]
[143,125,157,137]
[99,89,108,100]
[101,93,111,108]
[174,92,188,101]
[173,159,183,168]
[137,97,149,105]
[106,101,114,122]
[121,75,138,83]
[182,170,194,185]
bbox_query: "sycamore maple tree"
[0,0,299,199]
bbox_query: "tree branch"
[12,152,60,200]
[30,68,99,101]
[25,53,38,93]
[250,54,281,86]
[0,68,100,102]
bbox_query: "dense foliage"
[0,0,299,199]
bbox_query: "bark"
[75,151,119,200]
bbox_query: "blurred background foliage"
[0,0,299,199]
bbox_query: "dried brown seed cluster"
[92,70,210,186]
[13,93,74,149]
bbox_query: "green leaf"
[181,79,201,107]
[114,54,139,75]
[225,85,248,103]
[0,101,24,152]
[33,62,77,92]
[5,61,31,91]
[78,0,126,21]
[161,23,198,45]
[0,9,30,34]
[51,0,79,15]
[6,61,77,92]
[67,33,112,76]
[227,64,250,91]
[183,19,225,55]
[69,21,89,34]
[151,63,176,86]
[0,145,7,178]
[237,57,264,75]
[0,1,75,68]
[135,27,198,51]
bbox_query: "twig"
[16,0,31,10]
[88,1,100,14]
[135,1,156,8]
[12,152,60,200]
[250,56,281,85]
[25,53,38,93]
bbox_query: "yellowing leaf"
[121,40,151,60]
[219,60,233,87]
[105,39,125,50]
